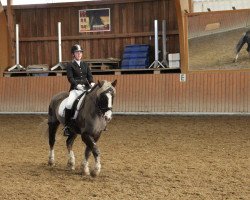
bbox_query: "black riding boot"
[63,108,72,136]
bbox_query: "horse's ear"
[111,79,117,87]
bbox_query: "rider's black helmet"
[71,44,84,54]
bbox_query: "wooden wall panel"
[0,72,250,113]
[6,0,179,68]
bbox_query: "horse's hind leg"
[48,121,59,166]
[81,133,101,177]
[66,133,77,170]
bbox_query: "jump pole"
[58,21,62,63]
[149,20,165,68]
[161,20,168,67]
[8,24,25,71]
[51,22,65,70]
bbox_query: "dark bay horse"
[47,80,117,176]
[234,30,250,62]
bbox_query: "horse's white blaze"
[106,93,112,108]
[104,93,113,121]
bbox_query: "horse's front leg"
[81,133,101,177]
[92,150,101,177]
[82,146,91,175]
[66,133,77,170]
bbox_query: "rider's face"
[73,51,83,61]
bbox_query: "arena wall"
[192,0,250,13]
[1,1,249,114]
[0,72,249,113]
[188,9,250,39]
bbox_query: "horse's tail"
[246,30,250,37]
[48,105,60,146]
[235,33,246,54]
[48,91,68,123]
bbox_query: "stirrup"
[63,126,71,136]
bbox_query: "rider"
[63,44,95,136]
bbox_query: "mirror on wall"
[188,10,250,71]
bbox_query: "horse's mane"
[96,80,116,96]
[86,80,116,97]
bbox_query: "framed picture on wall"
[79,8,111,32]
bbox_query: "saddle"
[58,91,87,119]
[70,91,86,118]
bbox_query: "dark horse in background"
[47,80,117,177]
[234,30,250,62]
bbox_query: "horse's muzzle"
[104,110,112,122]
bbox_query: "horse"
[47,79,117,177]
[234,30,250,62]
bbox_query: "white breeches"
[65,89,84,109]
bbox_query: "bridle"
[76,80,117,119]
[96,88,115,115]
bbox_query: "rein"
[77,85,96,112]
[79,82,115,116]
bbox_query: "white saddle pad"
[58,94,86,119]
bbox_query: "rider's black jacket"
[66,60,93,90]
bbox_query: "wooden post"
[188,0,193,12]
[0,0,10,76]
[7,0,15,67]
[175,0,189,74]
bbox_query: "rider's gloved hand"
[90,82,95,88]
[76,84,84,91]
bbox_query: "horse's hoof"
[82,170,90,176]
[67,161,75,170]
[67,162,75,170]
[66,166,75,171]
[81,166,90,176]
[48,160,55,167]
[90,169,100,177]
